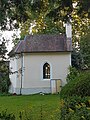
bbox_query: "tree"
[0,38,10,93]
[0,0,90,38]
[15,0,90,46]
[0,38,7,60]
[0,61,10,93]
[71,48,83,69]
[71,31,90,70]
[80,33,90,69]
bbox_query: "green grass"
[0,94,60,120]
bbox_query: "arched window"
[43,63,50,79]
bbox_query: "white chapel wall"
[9,55,21,93]
[23,52,71,88]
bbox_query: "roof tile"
[9,34,71,56]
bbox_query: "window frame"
[43,62,50,80]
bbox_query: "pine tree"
[0,38,10,93]
[0,38,7,61]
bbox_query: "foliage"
[80,33,90,69]
[0,0,70,30]
[0,61,11,93]
[0,1,90,44]
[72,30,90,70]
[0,0,90,28]
[0,110,15,120]
[18,0,66,38]
[0,38,7,60]
[71,48,83,69]
[60,71,90,97]
[0,39,10,93]
[66,66,79,82]
[60,96,90,120]
[19,0,90,44]
[0,0,14,30]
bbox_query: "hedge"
[60,71,90,97]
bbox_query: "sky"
[0,30,20,53]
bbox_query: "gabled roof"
[9,34,71,56]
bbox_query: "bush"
[60,96,90,120]
[0,110,15,120]
[60,71,90,97]
[66,66,79,82]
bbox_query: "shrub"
[60,71,90,97]
[66,66,79,82]
[0,110,15,120]
[60,96,90,120]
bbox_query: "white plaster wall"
[16,55,22,88]
[23,52,71,88]
[9,56,17,93]
[9,55,21,93]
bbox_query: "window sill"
[43,79,50,80]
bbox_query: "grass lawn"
[0,94,60,120]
